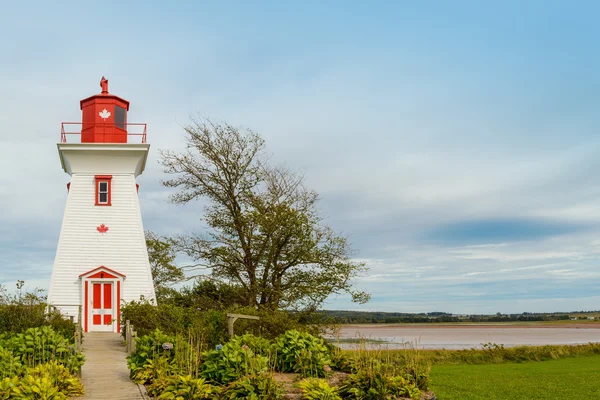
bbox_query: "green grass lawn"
[430,355,600,399]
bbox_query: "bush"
[221,373,282,399]
[200,339,269,384]
[0,346,24,379]
[157,375,219,399]
[227,307,320,340]
[27,361,84,398]
[297,378,341,400]
[127,329,179,383]
[273,330,332,377]
[338,369,421,400]
[0,326,85,374]
[0,282,48,334]
[45,312,77,341]
[0,377,19,399]
[121,300,195,338]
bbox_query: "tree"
[145,230,184,301]
[159,119,370,311]
[169,279,247,311]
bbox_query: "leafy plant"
[221,373,282,399]
[0,377,19,400]
[28,361,84,398]
[10,375,67,400]
[200,339,268,384]
[127,329,178,380]
[297,378,341,400]
[338,369,420,400]
[157,375,219,399]
[0,347,24,379]
[0,326,85,373]
[273,330,332,377]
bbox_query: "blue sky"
[1,1,599,313]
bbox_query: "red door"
[91,282,113,331]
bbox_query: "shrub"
[157,375,219,399]
[338,369,420,400]
[231,334,273,357]
[221,373,282,399]
[227,307,320,340]
[297,378,341,400]
[10,375,67,400]
[45,311,77,341]
[0,377,19,400]
[273,330,332,377]
[200,339,269,384]
[127,329,179,383]
[0,347,24,379]
[121,300,195,338]
[28,361,84,398]
[1,326,85,374]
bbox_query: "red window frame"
[95,175,112,206]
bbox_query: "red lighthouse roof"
[60,77,146,144]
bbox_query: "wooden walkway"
[80,332,145,399]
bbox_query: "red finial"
[100,76,109,95]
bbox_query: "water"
[327,324,600,350]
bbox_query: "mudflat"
[330,323,600,349]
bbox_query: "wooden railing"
[226,313,260,337]
[125,320,137,355]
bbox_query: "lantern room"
[79,76,130,143]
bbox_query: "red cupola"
[79,77,130,143]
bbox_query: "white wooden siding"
[48,145,156,320]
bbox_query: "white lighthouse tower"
[48,77,156,333]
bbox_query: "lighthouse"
[48,77,156,333]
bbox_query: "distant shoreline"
[337,322,600,329]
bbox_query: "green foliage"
[10,375,67,400]
[297,378,341,400]
[0,326,84,374]
[0,377,19,400]
[221,373,282,399]
[146,374,172,398]
[273,330,332,377]
[369,341,600,366]
[229,334,272,357]
[121,300,230,348]
[229,307,320,340]
[160,119,370,311]
[127,329,178,383]
[338,369,421,400]
[168,280,247,311]
[0,281,78,340]
[44,311,77,341]
[0,282,47,334]
[157,375,219,399]
[146,230,185,303]
[121,300,195,338]
[0,347,24,379]
[200,338,268,384]
[28,361,84,398]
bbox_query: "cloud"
[1,1,600,314]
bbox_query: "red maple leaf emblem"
[97,224,109,234]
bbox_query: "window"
[115,106,126,130]
[95,175,112,206]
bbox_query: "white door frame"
[79,266,125,333]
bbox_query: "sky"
[0,1,599,314]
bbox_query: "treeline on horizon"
[320,310,600,324]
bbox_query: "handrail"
[60,122,147,144]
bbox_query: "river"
[327,323,600,350]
